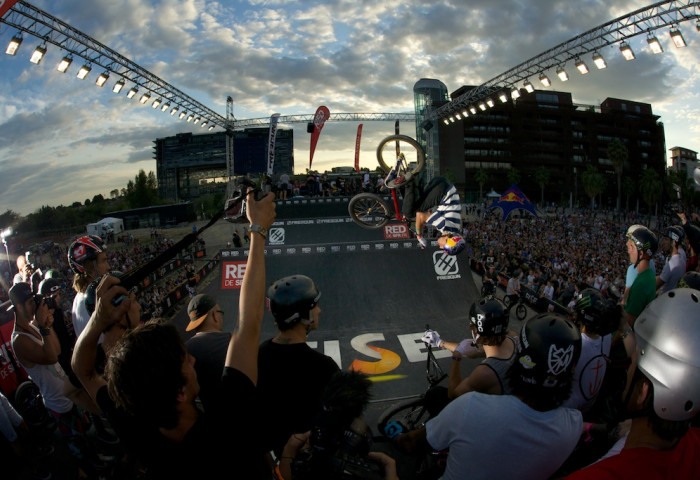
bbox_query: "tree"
[622,177,636,212]
[533,166,551,206]
[607,139,628,212]
[126,170,159,208]
[639,168,662,222]
[581,165,606,209]
[0,209,21,229]
[507,168,520,186]
[474,168,489,201]
[110,189,120,199]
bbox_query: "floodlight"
[152,98,161,109]
[449,116,455,123]
[539,74,551,87]
[575,59,589,74]
[523,80,534,93]
[469,106,477,114]
[592,52,606,69]
[478,103,486,111]
[461,110,469,117]
[208,125,215,131]
[171,106,179,116]
[670,28,686,48]
[187,114,194,122]
[112,79,125,93]
[5,34,22,55]
[193,117,200,124]
[443,119,450,125]
[77,64,91,79]
[620,42,635,60]
[139,93,151,104]
[126,87,138,98]
[511,88,520,99]
[179,111,187,119]
[201,121,208,128]
[647,35,663,54]
[557,66,568,81]
[29,44,46,64]
[57,55,73,73]
[455,113,461,120]
[161,102,170,112]
[499,92,508,103]
[95,72,109,87]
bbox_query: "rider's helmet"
[678,271,700,291]
[683,223,700,256]
[85,271,124,316]
[664,225,685,246]
[513,312,581,389]
[626,224,645,238]
[443,235,466,256]
[574,288,619,336]
[267,275,321,328]
[627,226,658,266]
[469,296,508,342]
[634,288,700,421]
[44,269,62,280]
[68,235,105,274]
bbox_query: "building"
[669,146,699,191]
[155,128,294,202]
[413,79,450,179]
[430,86,666,207]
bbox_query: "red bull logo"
[500,191,525,204]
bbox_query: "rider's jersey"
[419,178,462,235]
[481,335,517,395]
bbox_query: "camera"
[34,294,57,310]
[224,178,263,223]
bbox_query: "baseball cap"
[7,282,35,311]
[186,294,217,331]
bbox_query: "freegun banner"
[267,113,281,175]
[354,124,363,173]
[309,106,330,169]
[0,0,20,18]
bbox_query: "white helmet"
[635,288,700,421]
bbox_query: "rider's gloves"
[421,329,443,349]
[417,235,427,249]
[455,339,481,358]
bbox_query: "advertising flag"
[309,106,330,169]
[354,124,363,173]
[266,113,281,175]
[0,0,20,18]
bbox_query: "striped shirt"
[426,184,462,235]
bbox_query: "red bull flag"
[309,105,330,169]
[354,124,363,173]
[0,0,20,18]
[487,184,539,220]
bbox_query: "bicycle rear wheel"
[377,397,431,440]
[516,303,528,321]
[348,193,391,229]
[376,135,426,175]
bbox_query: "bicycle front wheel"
[348,193,391,229]
[376,135,426,175]
[516,303,528,321]
[377,397,430,440]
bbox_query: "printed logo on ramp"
[432,251,461,280]
[268,227,285,245]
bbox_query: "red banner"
[309,106,330,169]
[354,124,363,173]
[0,0,20,18]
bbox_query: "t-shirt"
[563,333,612,413]
[426,392,582,480]
[422,180,462,235]
[185,331,232,413]
[565,427,700,479]
[71,291,91,339]
[624,267,656,319]
[97,367,267,479]
[257,339,340,455]
[658,253,685,294]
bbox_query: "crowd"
[259,171,389,200]
[1,184,699,479]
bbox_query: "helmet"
[635,288,700,421]
[678,271,700,291]
[38,278,62,296]
[68,235,105,274]
[664,225,685,245]
[85,271,123,315]
[626,224,645,238]
[574,288,619,336]
[443,235,466,255]
[514,313,581,389]
[267,275,321,327]
[628,226,658,261]
[683,223,700,255]
[469,296,508,341]
[44,269,62,280]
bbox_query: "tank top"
[481,335,518,395]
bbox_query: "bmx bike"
[348,134,425,230]
[503,289,529,321]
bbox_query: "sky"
[1,0,699,216]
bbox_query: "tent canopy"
[487,184,539,220]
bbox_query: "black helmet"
[85,271,123,316]
[469,296,508,340]
[267,275,321,327]
[68,235,105,274]
[664,225,685,245]
[38,278,62,296]
[514,313,581,389]
[574,288,619,336]
[678,271,700,291]
[628,226,658,262]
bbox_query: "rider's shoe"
[387,172,412,189]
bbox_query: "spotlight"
[539,74,551,87]
[171,106,179,116]
[5,34,22,55]
[557,66,569,81]
[29,44,47,64]
[139,93,151,104]
[112,79,125,93]
[193,117,201,124]
[498,92,508,103]
[152,98,162,109]
[126,87,138,98]
[523,80,534,93]
[511,88,521,99]
[77,64,91,79]
[201,121,208,128]
[449,116,455,123]
[455,113,461,120]
[443,119,450,126]
[647,35,663,54]
[575,59,589,74]
[469,106,477,114]
[56,55,73,73]
[96,72,109,87]
[592,52,606,69]
[179,111,187,119]
[486,98,495,108]
[187,114,194,122]
[161,102,170,112]
[670,28,686,48]
[208,126,215,131]
[461,110,469,117]
[478,103,486,111]
[619,42,635,60]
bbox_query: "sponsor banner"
[220,240,438,257]
[309,106,330,169]
[0,0,20,18]
[354,124,363,173]
[267,113,280,175]
[383,223,410,239]
[221,261,247,289]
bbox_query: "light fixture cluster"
[442,24,691,125]
[4,33,217,131]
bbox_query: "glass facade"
[413,79,449,178]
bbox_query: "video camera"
[224,178,263,223]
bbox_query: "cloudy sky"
[1,0,699,216]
